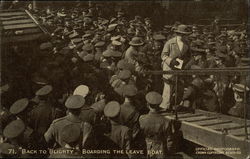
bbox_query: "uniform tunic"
[139,111,171,158]
[44,114,82,147]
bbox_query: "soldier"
[2,119,33,156]
[139,91,180,158]
[120,84,147,157]
[104,101,132,159]
[44,95,85,147]
[125,37,144,65]
[228,84,249,118]
[29,85,64,137]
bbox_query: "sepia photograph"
[0,0,249,158]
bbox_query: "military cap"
[0,84,9,94]
[146,91,163,105]
[95,41,105,47]
[118,70,131,80]
[153,34,166,41]
[61,124,81,144]
[91,99,106,114]
[64,31,71,37]
[111,35,121,41]
[35,85,53,96]
[40,42,53,50]
[107,24,118,32]
[3,120,25,139]
[112,40,122,46]
[233,84,249,92]
[117,11,125,16]
[122,84,137,97]
[82,44,93,51]
[82,33,92,39]
[69,32,79,39]
[73,85,89,98]
[215,51,227,59]
[100,62,109,69]
[111,50,122,57]
[85,12,93,17]
[75,42,84,50]
[127,28,135,35]
[9,98,29,115]
[83,54,94,62]
[191,48,205,56]
[129,37,144,46]
[101,19,109,25]
[103,49,112,57]
[0,143,18,155]
[65,95,85,109]
[110,18,117,24]
[218,33,227,39]
[104,101,120,118]
[71,38,82,44]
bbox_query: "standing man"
[160,24,191,111]
[139,92,178,158]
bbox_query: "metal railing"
[146,67,250,139]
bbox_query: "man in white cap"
[160,24,191,111]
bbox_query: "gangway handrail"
[145,67,250,140]
[145,67,250,75]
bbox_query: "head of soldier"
[145,92,163,110]
[3,120,26,144]
[65,95,86,116]
[35,85,53,102]
[122,84,138,103]
[104,101,121,123]
[129,37,144,50]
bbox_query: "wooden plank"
[2,19,33,25]
[207,123,241,130]
[183,116,209,122]
[201,120,232,126]
[187,116,218,122]
[0,12,26,17]
[178,120,250,159]
[196,109,250,125]
[215,124,250,131]
[228,127,250,136]
[2,33,44,43]
[3,23,37,30]
[2,28,42,36]
[178,113,204,119]
[0,16,28,21]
